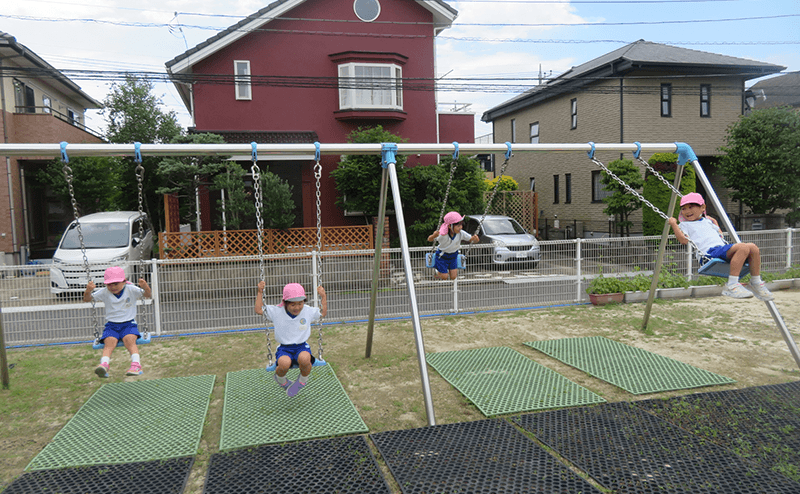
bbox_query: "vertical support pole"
[453,278,459,313]
[151,259,162,337]
[642,158,684,331]
[575,238,582,302]
[787,229,792,270]
[0,307,9,389]
[691,149,800,370]
[366,167,390,359]
[383,143,436,426]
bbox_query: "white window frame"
[234,60,252,101]
[42,95,51,114]
[700,84,711,117]
[338,62,402,110]
[530,122,539,143]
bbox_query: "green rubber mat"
[526,336,735,395]
[220,365,368,451]
[26,375,216,471]
[426,347,606,417]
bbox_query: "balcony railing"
[14,106,104,139]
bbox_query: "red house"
[165,0,472,229]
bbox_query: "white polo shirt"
[434,230,473,254]
[264,304,321,345]
[91,284,145,323]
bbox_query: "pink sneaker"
[94,362,109,378]
[126,362,143,376]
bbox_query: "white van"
[50,211,154,297]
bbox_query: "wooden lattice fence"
[483,190,538,235]
[159,225,373,259]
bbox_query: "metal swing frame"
[251,142,327,372]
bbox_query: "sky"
[2,0,798,139]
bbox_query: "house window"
[661,83,672,117]
[553,175,559,204]
[42,95,51,114]
[529,177,535,192]
[234,61,252,100]
[511,119,516,143]
[354,0,381,22]
[338,63,402,110]
[700,84,711,117]
[565,173,572,204]
[67,108,80,126]
[530,122,539,143]
[592,171,612,202]
[570,98,577,129]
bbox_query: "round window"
[354,0,380,22]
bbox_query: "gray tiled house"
[482,40,784,236]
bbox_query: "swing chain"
[251,159,273,367]
[314,159,324,361]
[62,161,99,340]
[430,159,459,255]
[135,162,148,334]
[636,156,683,198]
[476,153,511,237]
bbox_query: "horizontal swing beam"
[0,142,684,158]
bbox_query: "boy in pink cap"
[255,281,327,397]
[83,266,152,378]
[668,192,773,301]
[426,211,480,280]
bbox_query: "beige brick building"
[482,40,784,237]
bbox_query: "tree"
[641,153,696,236]
[36,157,122,215]
[101,74,183,232]
[405,156,486,246]
[256,167,296,230]
[210,163,252,230]
[718,106,800,224]
[600,159,644,236]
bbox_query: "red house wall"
[188,0,450,227]
[438,113,476,145]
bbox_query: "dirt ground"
[2,287,799,493]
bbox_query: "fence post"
[787,228,792,270]
[151,259,162,337]
[453,277,459,313]
[686,241,693,279]
[312,251,320,306]
[575,238,582,302]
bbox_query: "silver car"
[464,214,541,269]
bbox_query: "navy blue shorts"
[434,251,459,274]
[706,244,733,261]
[100,320,140,343]
[276,342,315,366]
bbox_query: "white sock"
[751,275,762,285]
[275,374,288,385]
[728,275,738,286]
[299,374,309,384]
[101,356,110,365]
[131,353,140,364]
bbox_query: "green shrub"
[641,153,696,236]
[586,274,629,294]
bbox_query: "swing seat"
[457,254,466,270]
[266,358,327,372]
[698,258,749,279]
[92,332,151,350]
[425,252,436,268]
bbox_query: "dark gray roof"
[483,40,786,122]
[166,0,457,69]
[0,32,101,108]
[750,72,800,109]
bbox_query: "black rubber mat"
[3,457,193,494]
[370,419,604,494]
[514,402,800,493]
[203,435,390,494]
[634,381,800,484]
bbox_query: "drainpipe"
[0,58,20,262]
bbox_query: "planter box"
[692,285,723,298]
[589,292,624,305]
[624,291,651,303]
[794,278,800,289]
[658,287,692,300]
[766,279,793,291]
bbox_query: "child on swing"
[255,281,327,397]
[427,211,480,280]
[668,192,773,301]
[84,266,152,378]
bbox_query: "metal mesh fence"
[3,229,798,347]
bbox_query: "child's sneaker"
[287,379,306,398]
[747,282,775,301]
[722,283,754,299]
[126,363,143,376]
[94,362,109,378]
[273,372,292,390]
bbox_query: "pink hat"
[680,192,704,207]
[104,266,126,284]
[278,283,306,307]
[439,211,465,235]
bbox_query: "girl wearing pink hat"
[426,211,480,280]
[255,281,327,397]
[668,192,773,301]
[83,266,152,378]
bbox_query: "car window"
[464,219,480,235]
[60,222,130,249]
[482,218,527,235]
